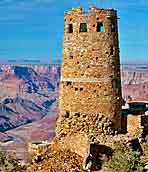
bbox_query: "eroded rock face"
[0,64,60,133]
[0,64,60,95]
[0,64,60,158]
[121,66,148,101]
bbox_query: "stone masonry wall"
[57,6,122,142]
[127,115,141,136]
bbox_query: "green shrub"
[141,136,148,162]
[102,142,144,172]
[0,148,26,172]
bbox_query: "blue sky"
[0,0,148,64]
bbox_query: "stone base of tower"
[27,132,137,172]
[56,111,122,142]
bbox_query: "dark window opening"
[97,22,104,32]
[75,112,80,117]
[83,114,86,118]
[94,90,97,93]
[70,18,72,21]
[97,17,99,20]
[66,81,72,86]
[65,111,70,118]
[68,24,73,33]
[110,46,114,55]
[70,56,73,59]
[80,88,83,91]
[96,57,98,60]
[87,65,90,68]
[77,61,79,64]
[93,24,95,27]
[111,23,116,32]
[75,88,78,91]
[80,23,87,32]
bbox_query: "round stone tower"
[56,6,122,141]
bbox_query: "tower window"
[75,112,80,117]
[80,23,87,32]
[80,88,83,91]
[65,111,70,118]
[110,46,114,55]
[66,81,72,86]
[75,88,78,91]
[97,22,104,32]
[111,23,116,32]
[68,24,73,33]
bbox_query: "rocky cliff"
[121,64,148,101]
[0,65,60,148]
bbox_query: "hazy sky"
[0,0,147,64]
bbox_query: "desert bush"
[141,135,148,162]
[0,148,26,172]
[102,141,144,172]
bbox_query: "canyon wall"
[121,65,148,101]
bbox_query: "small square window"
[68,24,73,33]
[97,22,104,32]
[75,88,78,91]
[80,23,87,32]
[65,111,70,118]
[66,81,72,86]
[80,88,83,91]
[75,112,80,117]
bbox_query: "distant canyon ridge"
[121,64,148,101]
[0,64,147,158]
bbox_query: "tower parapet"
[57,6,122,142]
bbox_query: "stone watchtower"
[56,7,122,142]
